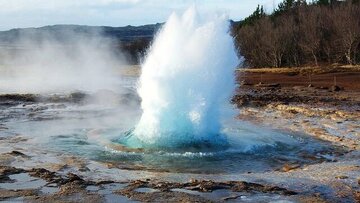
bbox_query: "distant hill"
[0,24,162,44]
[0,24,162,64]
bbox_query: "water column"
[130,6,239,148]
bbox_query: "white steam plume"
[0,29,128,94]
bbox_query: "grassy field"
[237,65,360,75]
[119,64,360,77]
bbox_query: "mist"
[0,28,142,150]
[0,28,129,94]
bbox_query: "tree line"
[232,0,360,68]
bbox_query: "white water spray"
[131,7,239,148]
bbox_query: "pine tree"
[316,0,330,5]
[240,5,266,26]
[274,0,306,15]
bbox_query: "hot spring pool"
[2,95,338,175]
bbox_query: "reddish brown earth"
[234,70,360,109]
[126,65,360,91]
[239,72,360,91]
[239,71,360,91]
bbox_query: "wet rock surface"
[118,179,297,195]
[0,166,105,202]
[1,163,356,202]
[0,165,301,202]
[9,161,353,202]
[0,165,302,202]
[0,89,140,108]
[233,84,360,150]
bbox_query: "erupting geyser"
[126,7,239,149]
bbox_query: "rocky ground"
[234,70,360,151]
[0,165,301,203]
[231,70,360,202]
[0,68,359,202]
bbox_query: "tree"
[274,0,306,15]
[317,6,337,63]
[316,0,330,6]
[240,5,266,26]
[232,0,360,67]
[332,3,360,64]
[298,6,322,66]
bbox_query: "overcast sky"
[0,0,283,31]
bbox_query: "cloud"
[0,0,283,30]
[0,0,140,12]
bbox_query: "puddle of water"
[171,188,203,195]
[86,185,99,192]
[134,187,160,193]
[1,197,24,203]
[172,188,296,202]
[0,173,59,195]
[104,194,139,203]
[97,183,127,195]
[40,186,60,195]
[94,183,137,203]
[0,173,46,190]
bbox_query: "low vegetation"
[238,65,360,75]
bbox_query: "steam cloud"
[0,29,128,93]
